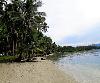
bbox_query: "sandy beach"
[0,60,77,83]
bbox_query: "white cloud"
[40,0,100,45]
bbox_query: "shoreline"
[0,60,77,83]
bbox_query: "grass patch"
[0,56,16,63]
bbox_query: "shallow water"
[57,49,100,83]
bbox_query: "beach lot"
[0,60,77,83]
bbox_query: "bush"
[0,56,16,63]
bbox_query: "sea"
[56,49,100,83]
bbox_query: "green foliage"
[0,56,16,62]
[0,0,54,62]
[56,45,99,53]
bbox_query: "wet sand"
[0,60,77,83]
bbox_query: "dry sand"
[0,60,77,83]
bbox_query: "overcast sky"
[40,0,100,46]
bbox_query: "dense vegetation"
[56,45,100,53]
[0,0,55,61]
[0,0,99,62]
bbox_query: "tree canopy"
[0,0,52,59]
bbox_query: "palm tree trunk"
[13,40,15,56]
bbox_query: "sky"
[40,0,100,46]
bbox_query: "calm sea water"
[56,49,100,83]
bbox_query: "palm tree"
[0,0,50,61]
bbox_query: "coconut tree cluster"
[0,0,55,61]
